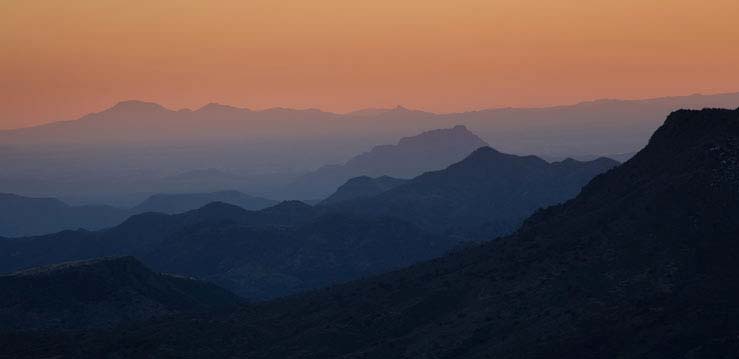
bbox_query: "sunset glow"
[2,0,739,128]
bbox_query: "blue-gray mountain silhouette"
[0,190,277,237]
[0,147,616,299]
[3,93,739,204]
[285,125,489,199]
[330,147,619,238]
[132,190,277,214]
[319,175,407,205]
[16,108,739,358]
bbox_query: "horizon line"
[4,90,739,132]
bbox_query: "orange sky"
[2,0,739,129]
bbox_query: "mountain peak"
[108,100,167,113]
[287,125,492,198]
[196,102,249,113]
[462,145,504,160]
[193,201,249,215]
[264,200,313,212]
[397,125,488,148]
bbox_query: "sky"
[1,0,739,129]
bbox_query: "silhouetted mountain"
[0,256,240,331]
[132,190,277,214]
[332,147,619,238]
[20,108,739,358]
[0,193,127,237]
[2,93,739,204]
[3,94,739,153]
[345,105,435,120]
[319,175,407,205]
[0,200,443,299]
[0,190,278,237]
[286,125,489,198]
[0,142,616,298]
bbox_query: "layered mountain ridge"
[319,176,408,205]
[284,125,489,198]
[3,93,738,206]
[0,190,277,237]
[0,256,241,331]
[13,108,739,358]
[330,146,619,238]
[0,144,615,299]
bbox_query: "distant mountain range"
[131,190,277,214]
[2,93,739,158]
[285,125,488,198]
[0,190,277,237]
[0,124,606,237]
[1,92,738,203]
[0,145,615,298]
[0,193,125,237]
[14,109,739,358]
[0,256,240,331]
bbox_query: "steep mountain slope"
[285,125,489,198]
[0,256,240,331]
[319,176,407,205]
[132,190,277,214]
[26,107,739,358]
[333,148,619,239]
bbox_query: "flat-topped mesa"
[195,102,251,115]
[655,108,739,139]
[395,124,488,148]
[106,100,168,114]
[637,108,739,155]
[598,108,739,187]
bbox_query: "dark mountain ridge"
[319,175,408,205]
[0,143,616,299]
[0,200,443,299]
[331,146,619,238]
[18,108,739,358]
[0,256,240,331]
[131,190,277,214]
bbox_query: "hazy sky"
[2,0,739,129]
